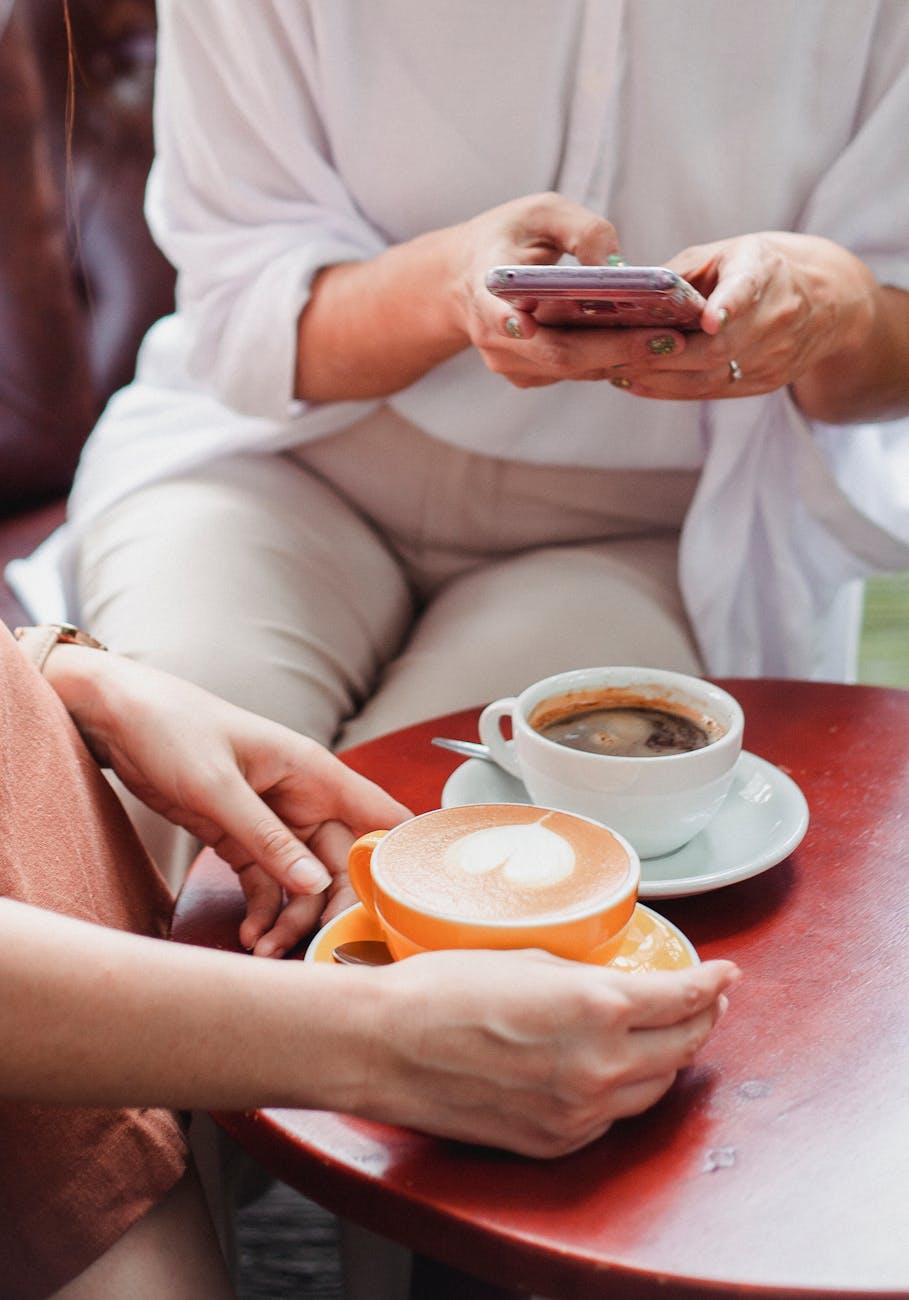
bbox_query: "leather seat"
[0,0,172,626]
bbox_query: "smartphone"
[485,264,706,330]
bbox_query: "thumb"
[624,961,741,1030]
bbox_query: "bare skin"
[54,1167,233,1300]
[294,192,909,423]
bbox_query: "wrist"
[41,643,131,766]
[14,622,107,672]
[792,249,890,422]
[369,222,470,358]
[819,245,877,361]
[294,226,468,402]
[243,963,391,1113]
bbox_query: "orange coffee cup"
[347,803,640,963]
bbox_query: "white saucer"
[441,750,809,899]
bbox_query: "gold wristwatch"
[14,622,108,672]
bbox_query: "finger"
[236,864,285,951]
[253,891,325,959]
[490,324,690,383]
[629,997,727,1077]
[621,960,740,1031]
[600,1071,679,1121]
[319,874,359,925]
[214,777,335,895]
[611,360,769,401]
[701,252,765,333]
[569,327,691,369]
[309,756,412,840]
[493,306,539,341]
[304,820,363,921]
[539,199,619,266]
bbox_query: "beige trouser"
[75,406,701,889]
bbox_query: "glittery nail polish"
[610,376,632,390]
[505,316,523,339]
[647,335,676,356]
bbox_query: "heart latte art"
[444,823,575,887]
[373,806,633,923]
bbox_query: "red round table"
[173,680,909,1299]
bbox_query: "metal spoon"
[431,736,496,762]
[332,940,395,966]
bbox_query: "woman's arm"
[0,897,738,1157]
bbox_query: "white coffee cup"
[478,666,744,859]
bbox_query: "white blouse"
[11,0,909,678]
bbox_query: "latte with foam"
[371,804,633,923]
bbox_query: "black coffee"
[536,705,711,757]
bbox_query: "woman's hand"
[607,231,908,421]
[352,950,740,1156]
[621,231,878,403]
[451,191,628,387]
[297,191,693,399]
[43,647,411,955]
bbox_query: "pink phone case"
[485,265,706,329]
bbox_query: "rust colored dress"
[0,625,188,1298]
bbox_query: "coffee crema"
[373,805,632,923]
[529,687,724,758]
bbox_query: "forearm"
[0,899,374,1112]
[793,276,909,424]
[295,225,469,401]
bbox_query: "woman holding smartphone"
[13,5,909,885]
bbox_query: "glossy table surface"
[172,680,909,1299]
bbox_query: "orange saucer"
[305,902,698,972]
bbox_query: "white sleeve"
[148,0,386,419]
[799,1,909,292]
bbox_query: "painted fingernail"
[505,316,524,339]
[647,334,676,355]
[606,253,628,266]
[287,859,332,891]
[610,376,632,390]
[717,307,729,330]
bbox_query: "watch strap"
[14,623,108,673]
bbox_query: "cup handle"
[347,829,388,920]
[478,697,522,777]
